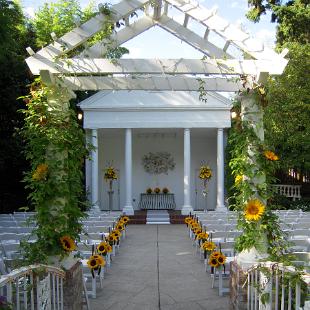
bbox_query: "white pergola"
[25,0,288,215]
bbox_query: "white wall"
[98,129,217,211]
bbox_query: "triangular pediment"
[79,90,232,110]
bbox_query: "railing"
[138,193,176,210]
[0,264,65,310]
[273,185,302,201]
[247,262,310,310]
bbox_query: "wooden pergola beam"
[62,75,242,91]
[27,57,288,76]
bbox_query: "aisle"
[90,225,229,310]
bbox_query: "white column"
[85,129,92,203]
[216,128,226,211]
[91,129,100,211]
[182,128,193,215]
[123,128,134,215]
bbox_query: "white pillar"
[85,129,92,203]
[123,128,134,215]
[182,128,193,215]
[91,129,100,211]
[216,128,226,211]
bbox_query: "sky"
[20,0,277,59]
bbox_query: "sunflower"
[87,257,99,269]
[211,251,221,258]
[264,150,279,161]
[184,217,193,224]
[199,165,212,180]
[217,253,226,265]
[91,254,106,267]
[121,216,130,224]
[108,234,117,242]
[201,241,216,252]
[104,167,117,180]
[60,236,76,251]
[197,232,209,240]
[116,223,125,231]
[32,163,49,181]
[190,222,199,229]
[154,187,161,194]
[193,228,202,235]
[235,174,243,184]
[208,257,219,268]
[244,199,265,221]
[112,230,122,239]
[97,242,108,254]
[105,243,113,253]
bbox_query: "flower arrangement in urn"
[199,164,212,196]
[104,166,117,190]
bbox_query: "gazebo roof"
[79,90,231,110]
[25,0,289,92]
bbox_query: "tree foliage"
[33,0,96,47]
[264,43,310,171]
[246,0,310,176]
[0,0,34,212]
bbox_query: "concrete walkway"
[90,225,229,310]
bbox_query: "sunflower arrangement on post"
[104,166,117,190]
[146,187,152,194]
[201,240,217,259]
[87,244,106,278]
[199,164,212,196]
[208,250,227,270]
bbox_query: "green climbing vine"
[228,88,291,260]
[19,78,90,264]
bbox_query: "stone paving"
[89,225,229,310]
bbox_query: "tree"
[33,0,95,47]
[0,0,35,213]
[245,0,310,175]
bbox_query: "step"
[146,217,170,222]
[146,222,171,225]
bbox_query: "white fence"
[247,262,310,310]
[0,264,65,310]
[273,185,302,201]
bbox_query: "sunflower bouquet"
[201,240,217,259]
[104,167,117,180]
[199,164,212,196]
[104,166,117,190]
[87,244,106,278]
[208,250,226,269]
[199,165,212,180]
[97,241,112,256]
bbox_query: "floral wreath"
[142,152,175,175]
